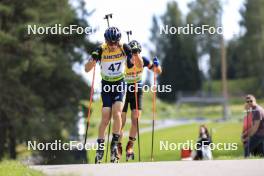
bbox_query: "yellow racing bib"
[125,65,144,84]
[100,43,127,82]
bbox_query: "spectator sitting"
[193,125,213,160]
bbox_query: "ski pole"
[84,65,96,147]
[127,30,141,162]
[104,13,113,27]
[151,65,157,161]
[104,13,113,163]
[105,119,111,162]
[136,107,141,162]
[126,31,132,43]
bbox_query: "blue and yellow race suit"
[123,56,151,112]
[92,43,133,107]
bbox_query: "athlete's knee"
[132,110,141,118]
[131,110,141,126]
[111,102,123,122]
[113,110,122,120]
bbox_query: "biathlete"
[117,40,162,161]
[85,27,143,163]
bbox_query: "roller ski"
[110,142,120,163]
[95,139,105,164]
[95,149,104,164]
[126,141,135,161]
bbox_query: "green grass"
[80,78,263,162]
[201,77,264,119]
[82,90,264,135]
[82,91,179,121]
[202,77,258,96]
[87,121,244,163]
[0,160,44,176]
[84,77,264,120]
[131,122,243,161]
[80,88,264,146]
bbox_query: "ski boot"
[126,141,135,161]
[110,142,120,163]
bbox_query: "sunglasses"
[246,100,253,103]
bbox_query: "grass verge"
[87,121,244,163]
[0,160,44,176]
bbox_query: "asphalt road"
[32,159,264,176]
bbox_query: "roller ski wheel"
[110,157,119,163]
[126,152,135,161]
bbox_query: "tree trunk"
[8,121,16,159]
[0,112,7,160]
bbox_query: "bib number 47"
[108,62,121,72]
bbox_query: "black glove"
[132,48,140,54]
[91,47,102,62]
[91,51,100,61]
[130,44,140,54]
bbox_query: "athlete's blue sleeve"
[123,43,133,68]
[142,56,151,67]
